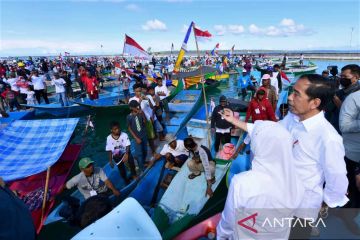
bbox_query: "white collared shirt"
[160,140,188,157]
[280,111,348,218]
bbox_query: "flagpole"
[192,23,211,148]
[41,167,51,224]
[122,34,126,57]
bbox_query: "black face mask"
[340,78,352,88]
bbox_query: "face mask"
[340,78,352,88]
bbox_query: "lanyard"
[85,174,96,190]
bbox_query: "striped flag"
[211,43,220,56]
[227,45,235,59]
[194,26,212,41]
[123,35,149,59]
[174,22,193,72]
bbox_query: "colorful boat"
[71,198,162,240]
[127,89,203,209]
[72,79,182,110]
[283,61,318,76]
[22,103,87,117]
[45,88,201,226]
[152,105,251,240]
[1,118,81,234]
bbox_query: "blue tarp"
[0,118,79,181]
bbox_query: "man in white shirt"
[150,137,189,169]
[52,73,69,106]
[219,74,349,238]
[30,70,49,104]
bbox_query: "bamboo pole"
[41,167,51,223]
[192,23,211,148]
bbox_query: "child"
[106,121,137,184]
[127,100,148,172]
[26,85,37,105]
[1,86,20,111]
[119,71,131,103]
[154,77,169,120]
[147,86,165,140]
[52,73,69,106]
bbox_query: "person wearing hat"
[261,73,278,111]
[238,69,256,100]
[149,136,189,169]
[211,95,234,153]
[245,87,277,123]
[65,157,120,200]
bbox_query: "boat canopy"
[0,118,79,181]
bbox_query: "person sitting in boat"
[216,121,304,239]
[119,71,131,103]
[149,136,189,170]
[106,121,137,184]
[65,157,120,200]
[238,69,256,100]
[261,74,278,111]
[82,70,99,100]
[127,100,148,172]
[184,137,216,197]
[211,95,234,153]
[245,87,277,123]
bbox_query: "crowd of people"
[1,53,359,239]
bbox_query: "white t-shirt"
[155,85,169,100]
[140,98,154,121]
[26,91,35,100]
[167,64,174,73]
[129,96,141,103]
[160,140,189,157]
[52,78,66,93]
[105,132,131,156]
[5,78,20,92]
[31,75,46,90]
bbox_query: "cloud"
[125,3,140,11]
[214,25,226,36]
[247,19,315,37]
[142,19,167,31]
[280,18,295,27]
[211,19,314,37]
[228,25,245,34]
[249,24,262,34]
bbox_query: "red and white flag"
[123,35,149,59]
[194,26,212,41]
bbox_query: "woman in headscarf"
[217,120,304,239]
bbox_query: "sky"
[0,0,359,56]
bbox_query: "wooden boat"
[45,88,202,226]
[173,213,221,240]
[283,61,318,76]
[187,78,220,90]
[152,105,251,240]
[71,198,161,240]
[8,144,82,234]
[72,80,183,110]
[22,103,87,117]
[127,89,203,209]
[0,110,35,126]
